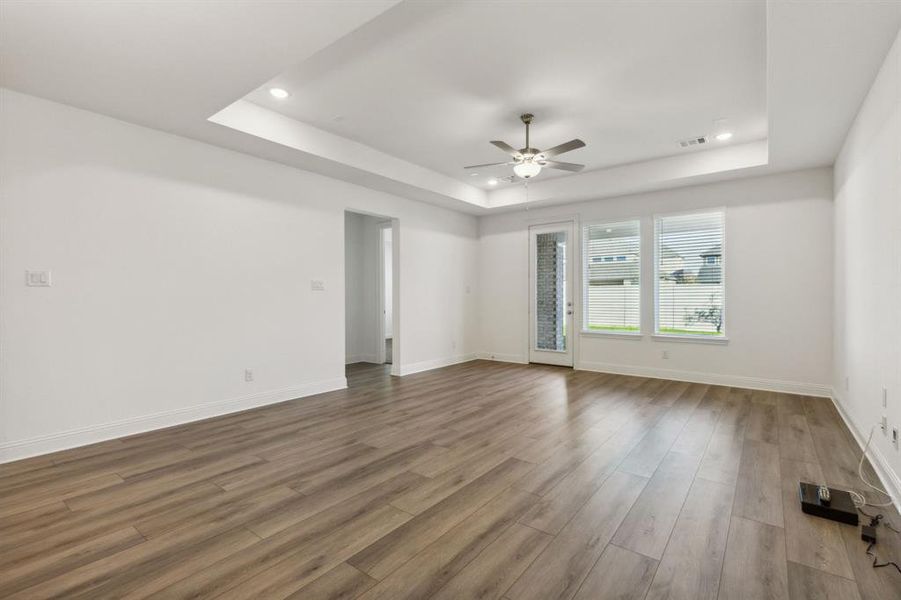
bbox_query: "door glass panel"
[535,231,567,351]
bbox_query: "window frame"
[581,218,643,338]
[652,208,728,342]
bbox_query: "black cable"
[856,508,901,574]
[858,508,901,535]
[865,542,901,575]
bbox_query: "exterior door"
[529,222,574,366]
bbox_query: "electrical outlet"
[244,369,254,382]
[310,280,325,291]
[25,270,52,287]
[661,350,670,359]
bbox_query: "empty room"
[1,1,900,598]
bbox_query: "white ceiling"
[247,1,767,189]
[0,0,398,134]
[2,1,900,214]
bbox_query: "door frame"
[345,209,400,376]
[376,220,394,366]
[528,220,576,367]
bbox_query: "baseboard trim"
[345,354,380,365]
[830,390,901,512]
[0,377,347,464]
[575,360,832,397]
[476,352,528,364]
[397,353,480,376]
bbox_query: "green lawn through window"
[587,324,640,332]
[658,327,723,336]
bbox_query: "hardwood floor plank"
[161,504,410,599]
[0,526,145,597]
[718,516,789,600]
[786,560,861,600]
[611,450,701,559]
[430,523,552,600]
[245,470,426,539]
[571,543,657,600]
[349,457,533,579]
[518,419,654,535]
[211,506,412,600]
[645,477,734,600]
[745,401,779,444]
[356,487,538,600]
[696,431,744,485]
[505,470,648,600]
[733,439,784,527]
[285,562,377,600]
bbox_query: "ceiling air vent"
[678,135,709,148]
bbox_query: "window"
[583,220,640,333]
[655,210,725,337]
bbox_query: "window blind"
[654,210,725,336]
[583,220,640,332]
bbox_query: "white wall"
[344,211,383,364]
[0,89,479,461]
[833,29,901,503]
[480,168,834,394]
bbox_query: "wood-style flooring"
[1,360,899,599]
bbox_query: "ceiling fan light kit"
[465,113,586,180]
[513,160,541,178]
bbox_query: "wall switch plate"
[244,369,254,382]
[881,416,888,433]
[661,350,670,359]
[310,280,325,291]
[26,270,52,287]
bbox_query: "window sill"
[581,330,643,340]
[652,334,729,345]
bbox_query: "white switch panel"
[26,270,52,287]
[310,280,325,291]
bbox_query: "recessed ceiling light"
[606,228,613,233]
[469,172,480,177]
[715,132,733,141]
[487,178,498,186]
[269,88,290,99]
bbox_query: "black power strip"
[798,482,859,526]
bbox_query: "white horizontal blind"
[655,210,725,336]
[583,220,640,332]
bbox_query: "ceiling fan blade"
[538,139,586,159]
[463,161,514,169]
[542,160,584,172]
[490,140,521,156]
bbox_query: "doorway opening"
[344,210,399,381]
[381,223,393,364]
[529,221,574,367]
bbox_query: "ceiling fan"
[465,113,586,179]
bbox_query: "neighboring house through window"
[654,210,725,336]
[583,220,640,333]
